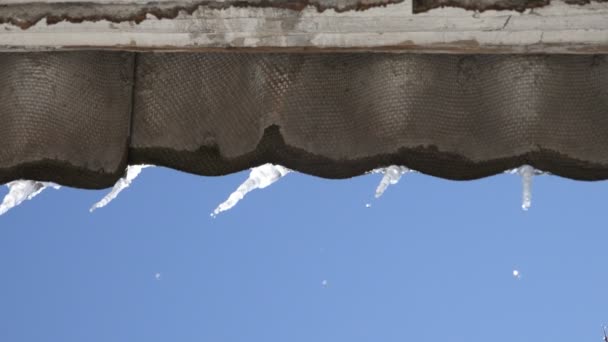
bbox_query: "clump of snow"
[90,165,152,212]
[321,279,328,287]
[0,180,60,216]
[512,269,521,279]
[211,163,291,217]
[372,166,411,198]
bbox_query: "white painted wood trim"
[1,0,607,53]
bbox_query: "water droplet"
[512,269,521,279]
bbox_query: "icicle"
[90,165,152,212]
[372,165,410,198]
[0,180,60,216]
[211,163,291,217]
[518,165,534,211]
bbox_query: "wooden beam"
[1,0,607,53]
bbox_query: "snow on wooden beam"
[0,0,607,53]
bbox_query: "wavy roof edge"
[0,52,607,188]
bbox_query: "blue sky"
[1,167,607,342]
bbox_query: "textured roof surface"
[1,51,607,188]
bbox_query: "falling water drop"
[512,269,521,279]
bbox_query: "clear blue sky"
[1,167,607,342]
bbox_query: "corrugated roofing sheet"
[1,52,607,188]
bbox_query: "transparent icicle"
[0,180,60,216]
[372,166,410,198]
[518,165,534,211]
[211,164,291,217]
[90,165,152,212]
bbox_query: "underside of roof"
[0,1,607,189]
[1,52,607,188]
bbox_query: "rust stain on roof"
[1,0,606,30]
[0,0,402,30]
[413,0,607,13]
[414,0,548,13]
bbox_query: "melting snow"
[0,180,60,216]
[90,165,152,212]
[518,165,534,211]
[372,166,411,198]
[506,165,544,211]
[211,163,290,217]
